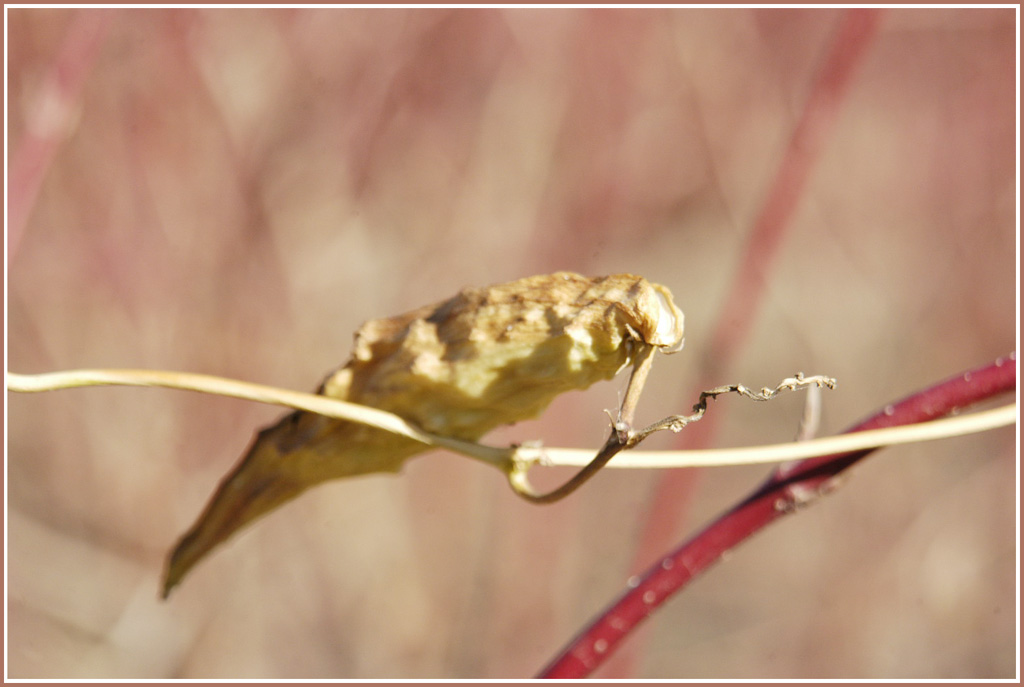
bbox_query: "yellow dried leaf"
[162,272,684,597]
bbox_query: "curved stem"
[510,431,628,504]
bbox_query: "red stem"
[537,353,1016,679]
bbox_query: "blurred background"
[6,7,1016,679]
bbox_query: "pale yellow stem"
[8,369,1015,475]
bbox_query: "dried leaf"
[163,272,684,596]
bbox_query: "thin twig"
[517,404,1015,468]
[6,369,511,469]
[7,369,1014,478]
[634,373,836,440]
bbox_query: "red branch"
[537,353,1017,679]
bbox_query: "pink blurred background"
[6,8,1016,678]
